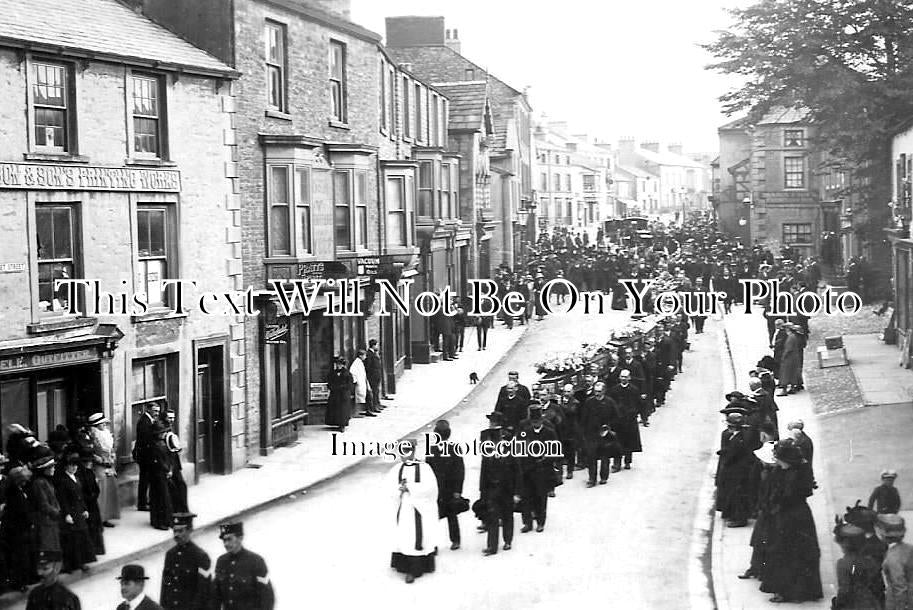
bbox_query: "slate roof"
[757,105,809,125]
[636,147,706,169]
[616,164,656,179]
[719,116,751,131]
[388,45,526,153]
[432,81,489,132]
[0,0,237,77]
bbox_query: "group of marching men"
[388,314,695,583]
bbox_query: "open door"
[195,343,228,475]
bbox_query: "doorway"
[195,344,227,475]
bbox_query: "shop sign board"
[296,261,349,280]
[0,347,97,373]
[0,163,180,192]
[309,382,330,402]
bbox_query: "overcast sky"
[351,0,748,155]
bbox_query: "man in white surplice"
[349,349,372,418]
[388,439,441,583]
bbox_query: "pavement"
[0,319,530,608]
[816,332,913,534]
[10,303,724,609]
[842,333,913,406]
[713,311,835,610]
[712,312,913,609]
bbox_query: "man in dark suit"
[579,382,619,487]
[608,370,645,470]
[558,383,581,479]
[426,420,465,550]
[117,564,164,610]
[494,381,529,432]
[479,420,522,556]
[516,405,558,532]
[161,513,211,610]
[495,371,531,409]
[134,401,161,511]
[365,339,384,414]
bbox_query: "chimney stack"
[445,27,462,55]
[306,0,351,20]
[642,142,660,153]
[668,143,683,156]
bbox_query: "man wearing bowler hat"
[161,513,211,610]
[877,514,913,610]
[213,522,274,609]
[26,549,81,609]
[116,564,162,610]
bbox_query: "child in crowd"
[867,470,901,514]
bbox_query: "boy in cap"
[877,514,913,610]
[117,564,162,610]
[26,550,81,609]
[213,522,274,608]
[161,513,211,610]
[868,470,902,515]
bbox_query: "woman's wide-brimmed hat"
[773,439,804,465]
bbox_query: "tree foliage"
[704,0,913,202]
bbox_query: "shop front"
[0,325,122,448]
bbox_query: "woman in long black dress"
[77,449,105,556]
[148,422,174,530]
[761,439,823,603]
[54,451,96,572]
[1,466,34,591]
[326,356,354,432]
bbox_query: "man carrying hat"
[117,564,162,610]
[213,522,274,607]
[877,514,913,610]
[426,420,466,551]
[161,513,211,610]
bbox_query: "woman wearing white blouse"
[87,413,120,526]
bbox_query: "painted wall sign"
[0,347,97,373]
[0,163,181,192]
[0,263,26,273]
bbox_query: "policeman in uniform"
[26,550,81,610]
[161,513,211,609]
[213,522,274,610]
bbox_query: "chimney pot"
[453,28,459,38]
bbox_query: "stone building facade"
[386,16,532,277]
[0,0,241,502]
[132,0,462,449]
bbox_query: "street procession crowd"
[3,213,909,607]
[388,214,837,585]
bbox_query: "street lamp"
[741,195,753,241]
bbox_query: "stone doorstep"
[17,324,529,596]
